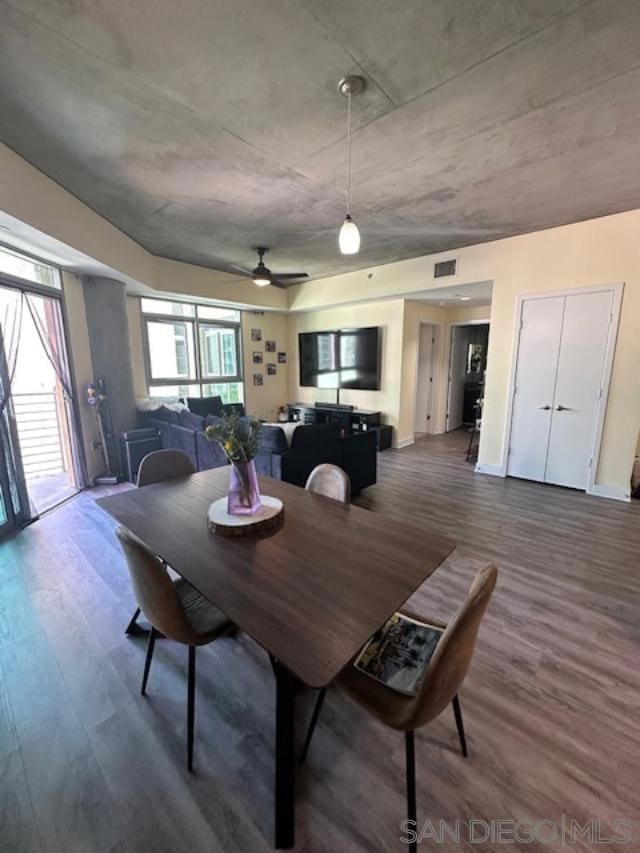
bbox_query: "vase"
[228,459,262,516]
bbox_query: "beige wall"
[5,143,640,496]
[287,300,406,437]
[62,272,102,481]
[242,311,289,421]
[288,210,640,497]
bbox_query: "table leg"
[272,658,296,849]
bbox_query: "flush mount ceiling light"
[458,296,472,301]
[338,75,365,255]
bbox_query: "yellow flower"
[224,440,234,452]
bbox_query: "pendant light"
[338,75,365,255]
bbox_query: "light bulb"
[339,215,360,255]
[253,276,271,287]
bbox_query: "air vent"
[434,259,457,278]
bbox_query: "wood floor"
[1,430,638,852]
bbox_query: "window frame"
[141,298,244,398]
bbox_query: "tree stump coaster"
[207,495,284,537]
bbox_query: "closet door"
[544,290,613,489]
[507,296,564,482]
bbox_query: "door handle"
[538,404,551,410]
[556,404,571,411]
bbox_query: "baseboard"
[394,436,415,449]
[475,462,506,477]
[586,484,631,503]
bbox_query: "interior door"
[545,290,613,489]
[507,296,564,481]
[415,325,434,433]
[446,326,467,431]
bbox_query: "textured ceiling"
[2,0,640,282]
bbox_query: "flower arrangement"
[205,412,262,463]
[205,412,263,515]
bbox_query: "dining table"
[97,467,456,849]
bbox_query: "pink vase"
[227,460,262,515]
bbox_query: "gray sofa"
[138,406,377,494]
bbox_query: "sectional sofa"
[138,405,377,494]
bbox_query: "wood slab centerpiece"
[204,412,284,537]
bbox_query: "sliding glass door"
[0,267,84,532]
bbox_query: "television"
[298,327,381,390]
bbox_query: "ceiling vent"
[434,258,457,278]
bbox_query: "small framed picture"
[253,373,263,386]
[251,328,262,342]
[267,363,277,376]
[252,351,263,364]
[277,352,287,363]
[265,339,276,352]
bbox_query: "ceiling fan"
[239,247,308,289]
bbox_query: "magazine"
[354,612,443,696]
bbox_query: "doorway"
[0,277,83,528]
[414,324,436,435]
[446,323,490,432]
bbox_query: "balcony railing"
[13,392,66,480]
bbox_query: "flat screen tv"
[298,327,381,390]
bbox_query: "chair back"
[305,463,351,503]
[137,449,195,487]
[115,526,201,645]
[413,563,497,728]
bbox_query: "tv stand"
[287,402,381,436]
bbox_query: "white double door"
[507,289,614,490]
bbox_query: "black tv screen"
[298,327,381,390]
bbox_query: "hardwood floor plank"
[20,715,124,853]
[0,748,41,853]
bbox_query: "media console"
[286,403,392,451]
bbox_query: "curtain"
[0,290,30,522]
[24,293,87,488]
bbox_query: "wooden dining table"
[97,467,455,849]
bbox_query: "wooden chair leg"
[452,694,468,757]
[141,627,156,695]
[405,730,417,853]
[299,688,326,766]
[187,645,196,772]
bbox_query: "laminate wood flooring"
[1,430,638,852]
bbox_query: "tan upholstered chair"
[300,563,497,853]
[305,463,351,503]
[116,526,232,771]
[136,448,196,487]
[125,449,196,636]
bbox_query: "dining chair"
[305,463,351,503]
[116,525,232,771]
[125,449,196,635]
[300,563,497,853]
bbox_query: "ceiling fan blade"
[271,273,308,280]
[269,279,288,289]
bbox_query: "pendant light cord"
[346,91,352,217]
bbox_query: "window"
[0,245,61,289]
[142,298,243,402]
